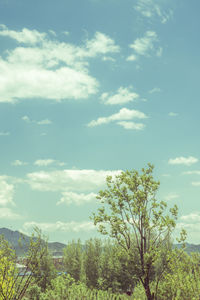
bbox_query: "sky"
[0,0,200,244]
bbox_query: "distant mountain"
[0,227,66,256]
[174,242,200,254]
[1,227,200,256]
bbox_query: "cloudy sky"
[0,0,200,244]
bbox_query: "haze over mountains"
[0,227,66,256]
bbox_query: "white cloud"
[27,169,121,192]
[88,107,147,128]
[0,61,98,103]
[57,191,97,206]
[168,156,198,166]
[168,112,178,117]
[134,0,173,24]
[164,193,179,201]
[0,178,15,206]
[49,30,57,36]
[129,31,158,57]
[0,131,10,136]
[149,87,161,94]
[34,159,56,167]
[0,25,46,44]
[37,119,52,125]
[0,207,20,219]
[191,182,200,187]
[102,56,115,62]
[23,221,95,233]
[177,212,200,243]
[34,159,66,167]
[85,32,120,56]
[22,116,52,125]
[22,116,31,122]
[0,26,120,103]
[100,87,139,105]
[117,121,145,130]
[183,170,200,175]
[12,160,28,166]
[156,47,163,57]
[126,54,137,61]
[180,213,200,223]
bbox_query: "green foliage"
[84,238,102,289]
[98,240,136,293]
[0,236,15,300]
[156,250,200,300]
[40,274,133,300]
[0,228,50,300]
[63,239,83,282]
[30,243,56,291]
[25,283,42,300]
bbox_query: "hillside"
[0,227,66,256]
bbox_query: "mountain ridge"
[0,227,66,256]
[1,227,200,256]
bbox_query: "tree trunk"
[144,278,153,300]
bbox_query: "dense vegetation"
[1,164,199,299]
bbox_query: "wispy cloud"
[0,26,120,103]
[22,116,31,123]
[126,54,137,61]
[164,193,179,201]
[57,191,97,206]
[0,208,20,219]
[0,131,10,136]
[134,0,173,24]
[22,116,52,125]
[191,182,200,187]
[88,107,147,128]
[127,31,161,61]
[180,213,200,222]
[100,87,139,105]
[37,119,52,125]
[12,160,28,166]
[34,159,66,167]
[183,170,200,175]
[23,221,95,233]
[149,87,161,94]
[168,112,178,117]
[168,156,198,166]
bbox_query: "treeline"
[24,238,200,299]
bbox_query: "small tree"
[91,164,182,300]
[30,243,56,292]
[0,229,47,300]
[0,238,15,300]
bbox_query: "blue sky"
[0,0,200,243]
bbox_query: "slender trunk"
[144,276,153,300]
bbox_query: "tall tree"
[91,164,183,300]
[63,239,83,282]
[84,238,101,289]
